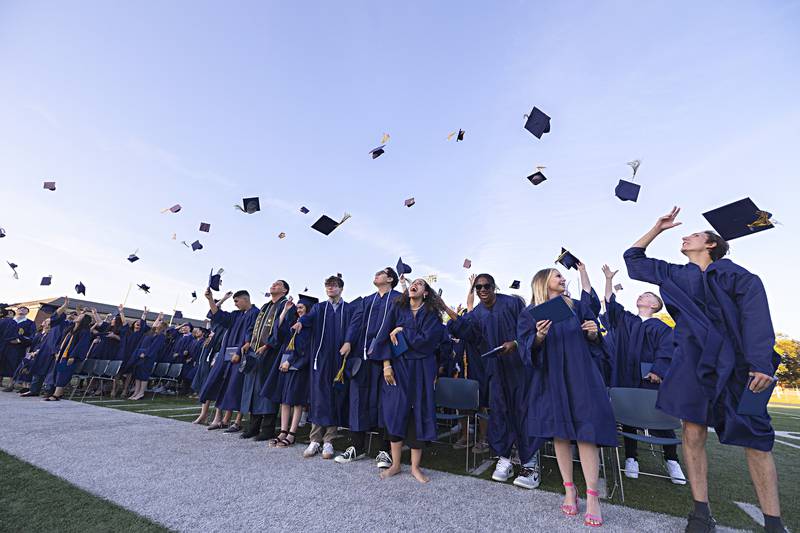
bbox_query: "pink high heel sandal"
[561,482,578,516]
[584,488,603,527]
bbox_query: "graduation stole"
[362,292,391,360]
[57,333,75,361]
[312,300,345,371]
[251,298,285,351]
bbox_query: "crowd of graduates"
[0,208,787,532]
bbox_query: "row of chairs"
[67,359,184,401]
[432,377,681,502]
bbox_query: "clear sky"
[1,1,799,335]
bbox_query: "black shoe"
[223,423,242,434]
[17,387,30,394]
[254,427,275,442]
[2,386,15,392]
[240,416,263,439]
[685,512,716,533]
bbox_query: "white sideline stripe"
[775,439,800,450]
[135,406,201,413]
[470,459,494,476]
[169,413,201,418]
[733,501,764,527]
[83,399,131,404]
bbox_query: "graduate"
[371,278,446,483]
[334,267,401,467]
[204,288,259,431]
[238,279,291,441]
[20,302,71,397]
[113,306,150,398]
[293,275,357,460]
[179,327,206,390]
[12,324,45,394]
[445,274,542,489]
[601,264,686,484]
[45,309,95,401]
[452,306,490,452]
[624,207,784,533]
[517,264,616,527]
[128,312,167,400]
[0,305,35,389]
[194,295,237,425]
[263,294,313,448]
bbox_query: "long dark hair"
[72,314,93,334]
[395,279,447,315]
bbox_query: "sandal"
[276,431,297,448]
[268,432,288,448]
[561,482,578,516]
[583,488,603,527]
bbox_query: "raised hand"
[602,264,618,280]
[654,206,682,233]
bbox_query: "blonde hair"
[530,268,573,308]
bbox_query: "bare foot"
[410,467,430,484]
[379,465,401,480]
[192,415,206,425]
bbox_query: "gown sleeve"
[734,273,778,375]
[650,324,674,379]
[624,246,682,286]
[516,307,539,367]
[403,308,444,356]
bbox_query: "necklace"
[410,303,423,312]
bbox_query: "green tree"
[775,334,800,388]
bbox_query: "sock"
[763,514,784,532]
[693,500,711,519]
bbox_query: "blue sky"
[1,1,799,336]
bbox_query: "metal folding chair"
[80,360,110,402]
[434,377,480,472]
[68,359,95,400]
[152,363,183,399]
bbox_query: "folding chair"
[80,360,110,402]
[608,387,682,502]
[68,359,96,400]
[152,363,183,399]
[147,362,171,396]
[434,377,480,472]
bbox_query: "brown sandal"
[268,432,288,448]
[276,431,297,448]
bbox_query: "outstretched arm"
[632,206,682,249]
[601,264,618,302]
[577,262,592,295]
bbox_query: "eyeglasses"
[473,283,493,291]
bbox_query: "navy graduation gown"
[624,247,780,451]
[208,305,259,411]
[119,320,151,374]
[448,322,489,408]
[133,333,167,381]
[299,299,356,427]
[265,325,311,406]
[517,294,617,447]
[51,315,92,388]
[241,298,289,415]
[605,294,674,389]
[0,318,35,378]
[372,305,441,443]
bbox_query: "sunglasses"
[473,283,493,291]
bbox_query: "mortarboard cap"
[236,197,260,214]
[311,215,339,236]
[199,222,211,232]
[127,252,140,263]
[404,197,415,207]
[300,206,310,214]
[396,257,412,276]
[7,261,18,279]
[39,302,59,314]
[524,107,551,139]
[137,283,150,294]
[191,291,197,302]
[555,248,580,270]
[191,240,203,251]
[614,283,623,291]
[161,204,181,213]
[278,232,286,239]
[527,169,547,186]
[463,258,472,269]
[174,310,183,320]
[457,129,465,142]
[614,179,641,202]
[75,281,86,295]
[369,145,386,159]
[702,197,775,241]
[43,181,56,191]
[297,294,319,308]
[208,268,223,291]
[41,275,52,285]
[510,280,521,290]
[0,228,5,238]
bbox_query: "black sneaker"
[223,423,242,434]
[685,512,716,533]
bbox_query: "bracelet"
[383,365,392,371]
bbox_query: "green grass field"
[5,392,799,531]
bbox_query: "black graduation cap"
[297,294,319,308]
[510,280,521,290]
[555,248,580,270]
[236,197,260,214]
[311,213,352,236]
[396,257,412,276]
[404,197,415,207]
[137,283,150,293]
[174,310,183,320]
[457,129,465,142]
[43,181,56,191]
[702,197,776,241]
[527,170,547,186]
[127,251,140,263]
[524,107,551,139]
[75,281,86,295]
[614,283,623,291]
[162,204,181,213]
[369,145,386,159]
[208,268,223,291]
[0,227,5,238]
[199,222,211,232]
[300,206,310,214]
[191,291,197,302]
[191,240,203,251]
[7,261,18,279]
[463,258,472,269]
[41,275,53,286]
[39,302,59,314]
[615,179,641,202]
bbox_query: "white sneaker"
[376,450,392,469]
[322,442,335,459]
[492,457,514,482]
[624,458,640,479]
[334,446,365,464]
[303,442,321,458]
[666,460,686,485]
[513,453,541,489]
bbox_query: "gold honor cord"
[747,210,774,230]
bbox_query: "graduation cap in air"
[463,258,472,269]
[555,248,581,270]
[41,275,53,286]
[161,204,182,213]
[614,179,641,202]
[627,159,641,177]
[174,310,183,320]
[614,283,623,291]
[137,283,150,294]
[404,197,415,207]
[7,261,18,279]
[39,302,59,314]
[300,206,310,214]
[527,166,547,186]
[43,181,56,191]
[369,145,386,159]
[190,240,203,251]
[702,197,776,241]
[274,232,284,239]
[336,273,343,279]
[510,280,521,290]
[297,294,320,309]
[311,213,351,236]
[524,107,551,139]
[75,281,86,295]
[191,291,197,303]
[127,250,140,263]
[0,228,5,238]
[396,257,412,276]
[447,129,465,142]
[208,268,224,291]
[199,222,211,232]
[235,197,260,214]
